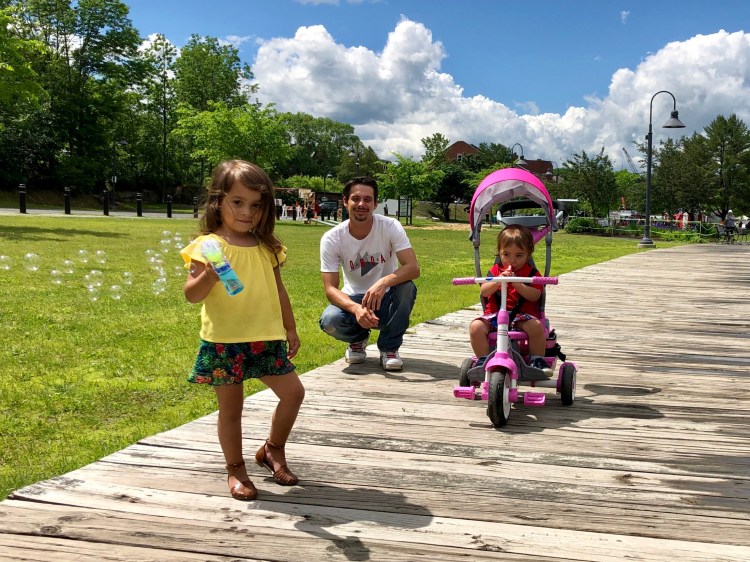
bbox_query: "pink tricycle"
[452,167,577,427]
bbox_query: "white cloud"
[220,35,253,47]
[252,20,750,168]
[621,10,630,24]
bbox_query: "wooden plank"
[42,451,749,546]
[3,486,749,561]
[0,502,538,562]
[0,535,259,561]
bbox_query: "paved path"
[0,244,748,561]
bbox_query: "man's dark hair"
[343,176,378,202]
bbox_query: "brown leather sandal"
[255,439,299,486]
[226,460,257,500]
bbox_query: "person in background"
[319,176,420,371]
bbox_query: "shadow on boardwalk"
[1,244,749,561]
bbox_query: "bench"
[716,224,736,244]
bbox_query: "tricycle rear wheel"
[458,357,474,387]
[560,364,576,406]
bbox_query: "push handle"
[453,276,558,285]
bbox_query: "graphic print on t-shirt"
[350,250,389,276]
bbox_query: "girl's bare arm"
[274,267,300,359]
[183,260,219,303]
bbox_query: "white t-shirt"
[320,215,412,295]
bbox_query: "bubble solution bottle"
[200,239,245,296]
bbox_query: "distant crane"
[622,147,640,175]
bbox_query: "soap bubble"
[77,249,89,264]
[87,286,99,301]
[152,277,167,295]
[121,271,133,285]
[159,238,172,251]
[109,285,122,300]
[23,253,40,271]
[85,269,103,288]
[94,250,107,265]
[174,265,185,275]
[50,269,64,285]
[145,249,156,257]
[0,256,12,270]
[62,259,75,274]
[161,230,172,238]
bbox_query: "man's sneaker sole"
[380,353,403,371]
[345,354,366,364]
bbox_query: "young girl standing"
[181,160,305,501]
[468,224,552,376]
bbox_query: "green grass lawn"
[0,214,687,498]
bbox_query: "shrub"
[565,217,598,233]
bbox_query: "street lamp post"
[349,149,361,175]
[638,91,686,248]
[509,143,527,167]
[323,172,332,191]
[545,161,560,183]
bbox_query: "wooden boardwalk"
[1,244,749,561]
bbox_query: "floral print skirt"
[189,339,295,386]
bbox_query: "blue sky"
[124,0,750,168]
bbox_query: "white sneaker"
[345,337,368,364]
[380,350,403,371]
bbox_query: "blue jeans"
[319,281,417,351]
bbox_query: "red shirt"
[482,262,543,317]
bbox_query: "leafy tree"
[420,132,449,166]
[562,148,617,217]
[702,114,750,219]
[475,142,511,167]
[5,0,141,191]
[429,161,470,221]
[173,35,254,112]
[172,102,291,180]
[0,5,45,122]
[340,144,383,180]
[136,33,178,200]
[651,135,711,219]
[279,112,356,178]
[378,154,443,204]
[614,169,642,212]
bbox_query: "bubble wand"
[200,239,244,296]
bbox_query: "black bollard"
[193,196,198,218]
[166,195,172,218]
[64,187,71,215]
[19,183,26,214]
[136,193,143,217]
[102,189,109,216]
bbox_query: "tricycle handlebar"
[452,276,558,286]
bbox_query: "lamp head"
[663,110,685,129]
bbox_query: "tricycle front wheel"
[487,369,511,427]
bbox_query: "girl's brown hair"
[497,224,534,255]
[199,160,282,253]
